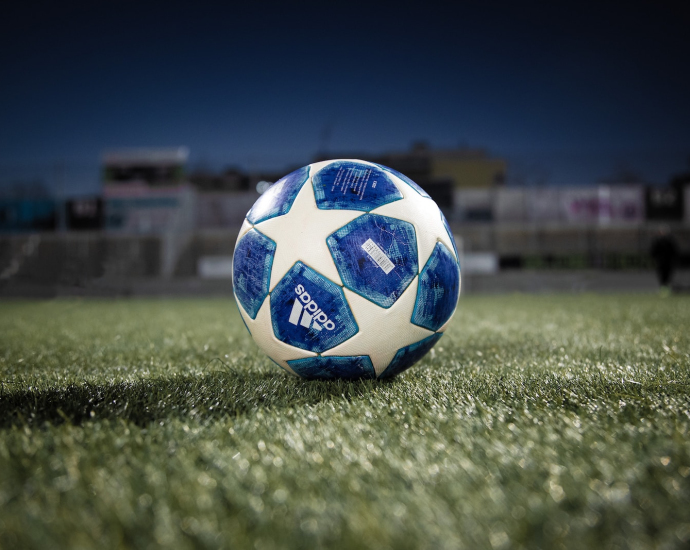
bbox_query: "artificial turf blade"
[1,295,689,549]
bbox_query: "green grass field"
[1,294,689,549]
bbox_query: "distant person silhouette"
[650,226,679,291]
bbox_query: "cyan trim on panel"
[440,210,460,267]
[232,228,276,319]
[374,163,430,198]
[287,355,376,380]
[378,333,443,379]
[247,166,310,224]
[411,242,460,331]
[234,292,252,335]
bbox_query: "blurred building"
[102,147,189,187]
[188,167,249,192]
[1,145,690,296]
[490,185,646,225]
[100,147,195,234]
[315,143,507,212]
[646,186,684,222]
[99,147,197,277]
[65,197,103,230]
[0,179,58,233]
[429,147,506,188]
[0,198,57,233]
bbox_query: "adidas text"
[288,284,335,331]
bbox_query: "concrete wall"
[452,223,690,255]
[0,232,162,289]
[196,193,257,229]
[1,224,689,295]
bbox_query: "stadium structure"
[0,145,689,296]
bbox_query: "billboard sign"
[66,197,103,230]
[646,187,683,221]
[0,199,57,232]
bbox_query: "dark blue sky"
[1,0,689,194]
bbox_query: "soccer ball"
[232,159,461,379]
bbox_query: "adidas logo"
[289,284,335,331]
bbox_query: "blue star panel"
[327,213,418,308]
[233,229,276,319]
[312,161,402,211]
[378,333,443,379]
[375,163,430,198]
[411,243,460,331]
[287,355,376,380]
[247,166,310,224]
[270,262,358,353]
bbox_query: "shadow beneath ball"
[0,367,399,429]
